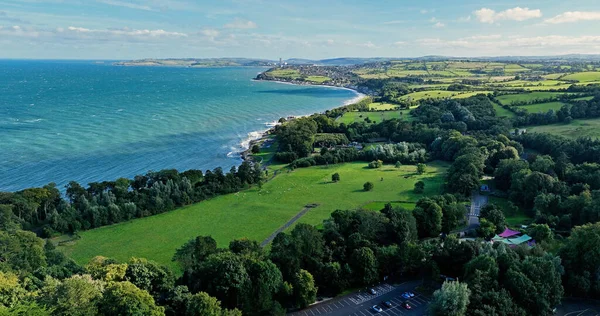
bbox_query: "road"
[557,298,600,316]
[465,191,488,231]
[288,281,430,316]
[260,204,317,247]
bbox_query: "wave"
[226,130,268,158]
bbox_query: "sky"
[1,0,600,60]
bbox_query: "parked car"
[369,288,377,295]
[383,301,393,308]
[372,305,383,313]
[401,292,411,299]
[407,291,415,298]
[402,302,412,310]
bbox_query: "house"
[491,228,536,248]
[480,184,490,192]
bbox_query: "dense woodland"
[3,69,600,315]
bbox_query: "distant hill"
[116,55,600,67]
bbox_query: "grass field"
[493,103,516,118]
[59,161,448,269]
[562,72,600,82]
[338,110,412,124]
[529,118,600,139]
[496,92,565,105]
[361,201,416,211]
[487,196,532,227]
[305,76,330,83]
[368,102,399,111]
[266,69,301,79]
[520,101,566,113]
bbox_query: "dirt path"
[260,204,318,247]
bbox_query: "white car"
[372,305,383,313]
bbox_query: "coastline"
[240,78,367,163]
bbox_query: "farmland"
[59,161,448,269]
[496,92,565,105]
[338,109,413,124]
[529,118,600,139]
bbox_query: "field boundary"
[260,203,319,247]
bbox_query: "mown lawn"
[529,118,600,139]
[361,201,416,211]
[59,161,448,270]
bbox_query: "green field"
[493,103,516,118]
[368,102,399,111]
[488,196,531,227]
[496,92,565,105]
[562,71,600,82]
[59,161,448,269]
[400,90,489,101]
[361,201,416,211]
[520,102,566,113]
[266,68,302,79]
[338,110,412,124]
[305,76,330,83]
[529,118,600,139]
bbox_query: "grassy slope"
[369,102,399,111]
[60,161,448,269]
[562,71,600,82]
[496,92,565,105]
[529,118,600,139]
[519,101,566,113]
[338,110,413,124]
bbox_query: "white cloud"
[545,11,600,24]
[460,34,502,40]
[416,35,600,52]
[457,15,471,22]
[1,25,188,41]
[433,22,445,28]
[224,18,257,29]
[200,28,219,38]
[474,7,542,23]
[97,0,156,11]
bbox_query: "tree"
[98,281,165,316]
[293,270,317,309]
[368,160,383,169]
[40,274,104,316]
[417,163,427,175]
[251,145,260,154]
[0,230,46,274]
[477,218,496,239]
[528,224,553,243]
[125,258,174,300]
[414,181,425,194]
[363,182,374,191]
[480,204,506,233]
[395,161,402,168]
[350,247,379,286]
[331,173,340,183]
[173,236,218,272]
[559,222,600,298]
[429,281,470,316]
[185,292,240,316]
[194,252,249,308]
[0,271,27,309]
[413,198,443,238]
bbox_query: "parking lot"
[289,281,430,316]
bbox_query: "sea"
[0,60,360,192]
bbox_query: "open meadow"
[337,110,413,124]
[496,92,565,105]
[529,118,600,139]
[59,161,448,269]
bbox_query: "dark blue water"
[0,61,358,191]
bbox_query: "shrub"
[416,163,427,175]
[332,173,340,182]
[363,182,374,191]
[251,145,260,154]
[368,160,383,169]
[414,181,425,193]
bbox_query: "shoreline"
[239,78,367,163]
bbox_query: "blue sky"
[1,0,600,59]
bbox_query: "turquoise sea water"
[0,61,358,191]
